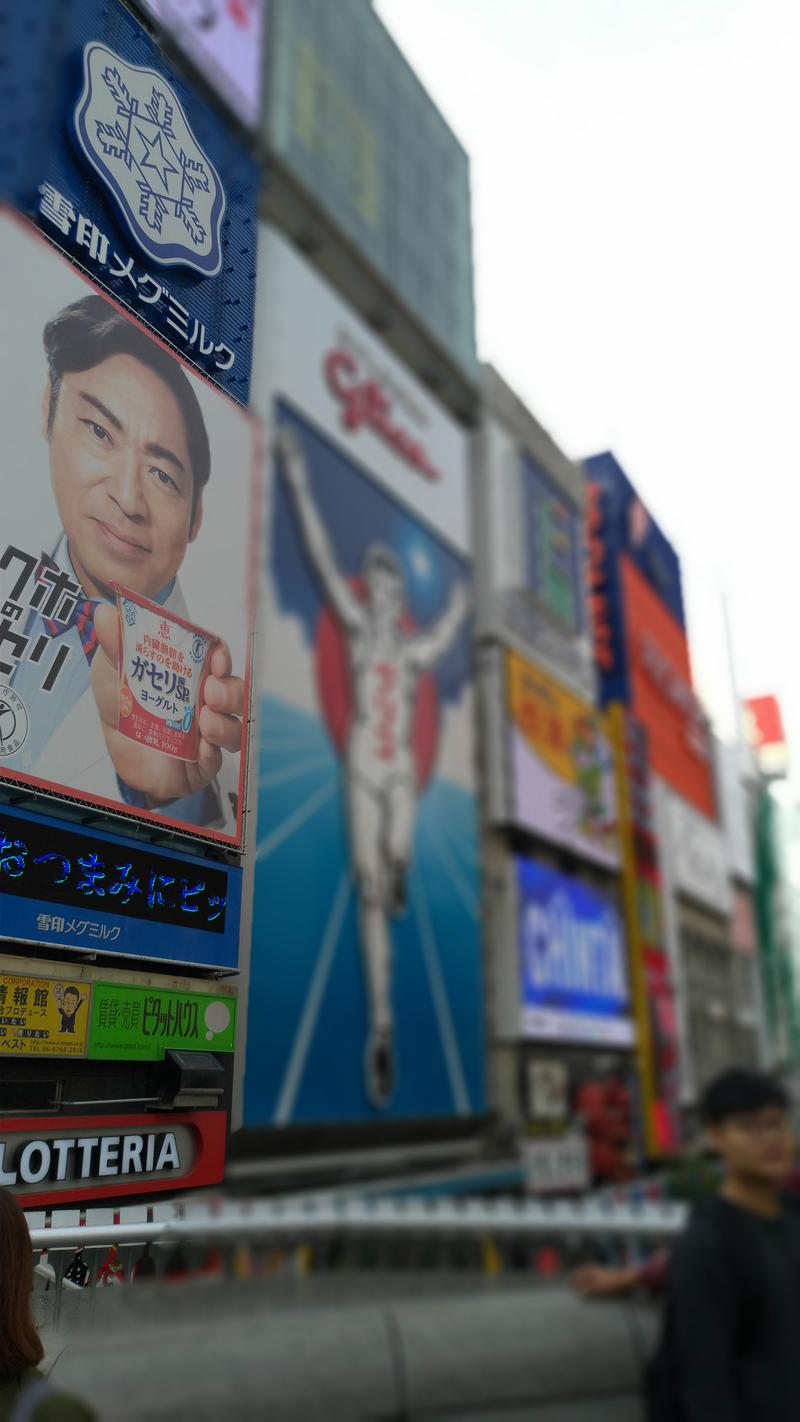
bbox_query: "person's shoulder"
[675,1197,738,1263]
[34,1390,96,1422]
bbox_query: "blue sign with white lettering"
[0,801,240,972]
[518,858,633,1047]
[1,0,258,403]
[584,451,686,706]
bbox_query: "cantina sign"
[324,348,441,483]
[0,1112,226,1205]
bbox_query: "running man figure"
[277,429,469,1107]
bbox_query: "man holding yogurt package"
[0,294,244,834]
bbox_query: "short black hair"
[43,295,210,521]
[701,1069,789,1126]
[63,986,79,1001]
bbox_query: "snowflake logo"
[73,43,225,277]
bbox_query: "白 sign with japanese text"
[0,802,241,971]
[89,981,236,1060]
[2,0,258,402]
[0,212,258,848]
[0,972,90,1059]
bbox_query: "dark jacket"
[0,1370,95,1422]
[672,1195,800,1421]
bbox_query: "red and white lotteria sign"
[253,224,470,555]
[0,1111,226,1207]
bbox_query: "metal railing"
[29,1192,686,1333]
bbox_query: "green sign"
[88,982,236,1061]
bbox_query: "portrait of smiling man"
[0,289,248,836]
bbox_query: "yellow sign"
[506,650,620,869]
[0,973,91,1058]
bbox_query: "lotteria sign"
[518,859,634,1047]
[0,1111,225,1205]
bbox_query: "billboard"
[0,212,258,846]
[0,1110,225,1206]
[506,651,620,870]
[0,803,241,971]
[622,557,716,818]
[585,452,685,706]
[517,859,634,1047]
[244,228,484,1124]
[88,980,236,1059]
[3,0,258,401]
[262,0,477,378]
[136,1,265,130]
[0,951,237,1060]
[0,971,90,1059]
[745,695,790,779]
[662,780,733,916]
[611,706,680,1155]
[474,374,595,702]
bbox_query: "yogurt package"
[114,585,216,762]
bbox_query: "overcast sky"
[377,0,800,777]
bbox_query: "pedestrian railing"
[28,1191,687,1328]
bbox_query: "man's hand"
[569,1263,641,1299]
[92,603,244,807]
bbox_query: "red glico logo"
[324,349,441,483]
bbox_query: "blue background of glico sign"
[584,451,686,707]
[0,0,258,405]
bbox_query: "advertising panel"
[262,0,477,378]
[745,695,790,779]
[611,706,680,1155]
[244,228,484,1124]
[0,972,90,1059]
[517,859,634,1047]
[585,453,685,707]
[506,651,620,869]
[664,782,733,916]
[521,454,584,636]
[4,0,258,402]
[0,803,241,971]
[523,1132,590,1195]
[136,1,265,130]
[622,557,716,818]
[474,384,594,702]
[0,1110,226,1206]
[89,981,236,1059]
[718,740,756,885]
[0,212,257,846]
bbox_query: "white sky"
[377,0,800,777]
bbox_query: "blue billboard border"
[0,800,240,973]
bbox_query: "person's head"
[62,986,80,1018]
[0,1188,43,1380]
[701,1069,794,1189]
[42,295,210,600]
[363,545,404,629]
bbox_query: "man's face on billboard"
[45,354,202,600]
[63,989,79,1019]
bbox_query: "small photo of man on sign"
[54,984,87,1035]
